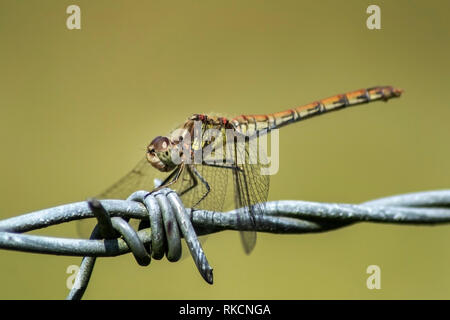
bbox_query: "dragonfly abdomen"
[232,86,403,134]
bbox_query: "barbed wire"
[0,188,449,299]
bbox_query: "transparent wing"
[77,157,161,238]
[233,162,270,254]
[233,134,270,254]
[97,157,158,200]
[176,164,228,212]
[176,132,270,255]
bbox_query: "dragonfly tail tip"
[393,87,404,97]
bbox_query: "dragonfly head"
[146,136,178,172]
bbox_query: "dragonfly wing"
[239,231,257,255]
[97,157,157,199]
[232,139,270,254]
[176,163,228,212]
[77,157,159,238]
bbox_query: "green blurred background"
[0,0,449,299]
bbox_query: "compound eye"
[149,136,170,152]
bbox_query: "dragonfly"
[82,86,403,254]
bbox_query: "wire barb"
[0,189,449,300]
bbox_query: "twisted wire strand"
[0,189,449,300]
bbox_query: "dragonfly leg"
[179,165,198,196]
[156,167,179,187]
[189,165,211,208]
[150,163,185,194]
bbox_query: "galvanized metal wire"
[0,188,449,300]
